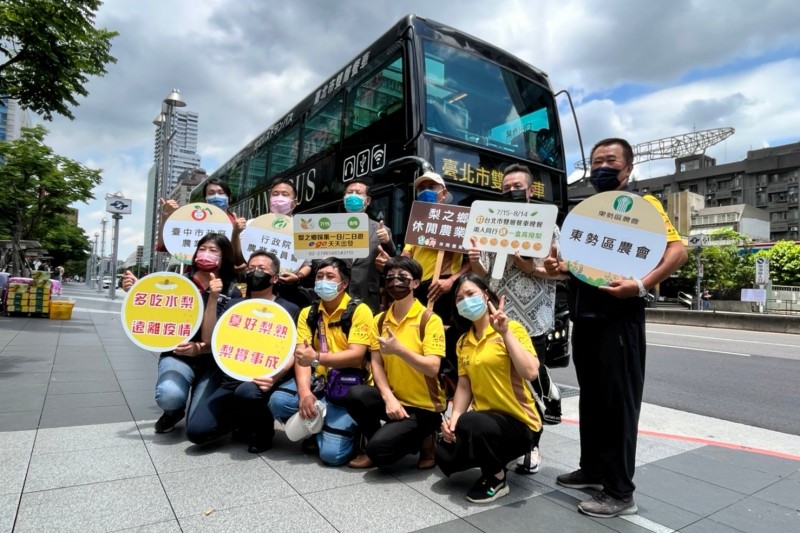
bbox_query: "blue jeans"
[155,354,219,419]
[268,377,358,466]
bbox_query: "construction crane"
[574,127,735,170]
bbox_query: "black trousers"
[572,318,646,499]
[343,385,442,466]
[435,411,535,477]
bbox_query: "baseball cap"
[284,400,327,441]
[413,171,445,189]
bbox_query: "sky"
[34,0,800,263]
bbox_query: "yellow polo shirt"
[296,293,373,377]
[402,245,463,281]
[371,300,446,412]
[457,320,541,432]
[643,194,681,242]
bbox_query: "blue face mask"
[344,193,366,213]
[206,194,229,210]
[314,279,341,301]
[457,294,488,321]
[416,189,438,203]
[589,167,621,192]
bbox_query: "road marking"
[650,329,800,345]
[648,343,750,356]
[73,307,120,315]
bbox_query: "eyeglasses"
[245,266,275,276]
[385,275,413,284]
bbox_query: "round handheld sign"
[162,203,233,265]
[560,192,668,286]
[211,299,297,381]
[238,214,303,273]
[121,273,204,351]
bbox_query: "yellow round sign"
[211,299,297,381]
[121,273,204,351]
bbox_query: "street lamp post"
[152,89,187,273]
[97,218,107,293]
[91,232,99,288]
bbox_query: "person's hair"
[248,250,280,274]
[450,272,501,331]
[203,178,232,198]
[503,163,535,186]
[191,233,236,284]
[384,256,422,281]
[315,256,351,283]
[590,138,634,168]
[269,177,297,198]
[346,178,371,197]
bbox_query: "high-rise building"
[0,97,32,142]
[148,101,201,270]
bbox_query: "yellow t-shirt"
[402,245,463,281]
[643,194,681,243]
[371,300,446,412]
[296,293,373,377]
[457,320,541,432]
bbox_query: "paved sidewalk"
[0,285,798,532]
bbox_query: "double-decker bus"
[200,14,569,244]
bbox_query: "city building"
[168,168,207,206]
[691,204,770,242]
[148,104,201,270]
[570,141,800,241]
[0,97,32,142]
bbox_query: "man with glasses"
[200,250,300,453]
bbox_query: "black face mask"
[246,270,273,292]
[385,276,413,301]
[589,167,621,192]
[500,189,528,203]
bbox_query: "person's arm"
[429,253,471,301]
[377,314,444,377]
[200,273,224,344]
[279,263,312,284]
[488,300,539,380]
[467,236,488,278]
[600,240,688,299]
[230,215,247,270]
[156,199,179,251]
[375,220,396,256]
[441,375,473,443]
[370,349,408,420]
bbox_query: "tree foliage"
[756,241,800,286]
[0,125,102,274]
[39,214,92,268]
[0,0,118,120]
[676,228,755,298]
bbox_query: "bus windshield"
[423,39,563,170]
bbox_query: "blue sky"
[34,0,800,262]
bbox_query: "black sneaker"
[556,469,603,490]
[466,470,509,503]
[578,491,638,518]
[154,412,184,434]
[248,432,274,454]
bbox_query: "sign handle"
[427,250,446,311]
[491,253,507,280]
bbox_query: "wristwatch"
[635,278,648,298]
[311,353,320,368]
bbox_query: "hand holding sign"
[598,279,640,299]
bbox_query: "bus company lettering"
[255,113,295,150]
[314,51,371,106]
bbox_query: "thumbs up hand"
[543,243,563,275]
[208,273,223,296]
[376,220,391,244]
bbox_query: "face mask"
[314,279,341,301]
[416,189,438,203]
[205,194,229,210]
[270,196,294,215]
[246,270,272,292]
[344,193,366,213]
[195,251,220,272]
[385,276,413,301]
[457,294,488,321]
[589,167,621,192]
[500,189,528,203]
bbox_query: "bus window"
[303,94,343,161]
[228,162,243,200]
[268,125,300,178]
[345,56,404,138]
[423,40,563,170]
[241,144,268,197]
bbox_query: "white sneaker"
[514,446,541,474]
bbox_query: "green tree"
[0,0,118,120]
[676,228,755,298]
[0,125,102,274]
[40,214,92,268]
[760,241,800,285]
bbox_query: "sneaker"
[247,432,273,454]
[556,469,603,490]
[154,412,184,434]
[578,491,638,518]
[466,470,509,504]
[514,446,541,474]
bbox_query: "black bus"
[200,14,569,244]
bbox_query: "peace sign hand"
[487,295,509,333]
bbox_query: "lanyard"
[317,314,329,353]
